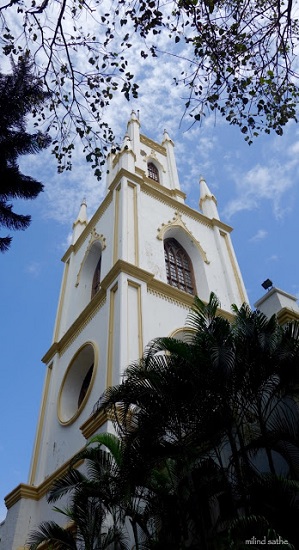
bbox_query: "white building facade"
[0,112,249,549]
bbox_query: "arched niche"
[162,225,210,302]
[170,327,195,344]
[75,232,106,307]
[143,151,165,185]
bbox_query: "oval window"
[58,343,96,425]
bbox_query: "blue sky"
[1,29,299,522]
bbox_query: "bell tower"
[0,112,248,549]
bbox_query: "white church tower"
[0,112,248,549]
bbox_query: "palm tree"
[28,294,299,549]
[99,293,299,548]
[27,433,130,550]
[0,57,50,251]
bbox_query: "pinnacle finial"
[199,176,219,219]
[130,110,139,121]
[162,128,172,143]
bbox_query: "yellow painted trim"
[148,280,235,322]
[145,186,232,231]
[113,184,121,264]
[60,162,230,269]
[109,168,143,192]
[80,409,110,439]
[143,174,187,201]
[128,182,139,266]
[53,259,69,342]
[220,231,246,304]
[127,280,143,357]
[157,210,209,264]
[42,261,152,364]
[107,283,118,388]
[140,133,167,156]
[29,363,53,485]
[42,289,106,363]
[61,193,113,262]
[5,454,84,509]
[108,167,188,205]
[42,259,236,365]
[277,307,299,325]
[57,341,98,426]
[136,166,145,177]
[112,148,136,168]
[170,327,196,339]
[75,231,106,287]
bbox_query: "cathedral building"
[1,112,298,549]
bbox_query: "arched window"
[148,162,159,182]
[164,238,196,295]
[91,256,102,298]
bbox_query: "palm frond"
[48,468,87,503]
[27,521,77,549]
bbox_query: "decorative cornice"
[277,307,299,325]
[143,173,186,199]
[5,455,84,508]
[140,134,167,156]
[147,282,235,321]
[108,167,190,211]
[141,183,232,231]
[44,252,238,365]
[148,286,193,310]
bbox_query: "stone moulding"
[157,211,210,264]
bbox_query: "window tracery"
[164,238,196,295]
[148,162,159,182]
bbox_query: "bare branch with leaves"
[1,0,298,176]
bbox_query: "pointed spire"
[76,197,87,223]
[126,109,140,166]
[199,176,219,220]
[161,128,181,193]
[72,198,88,243]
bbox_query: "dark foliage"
[0,57,50,251]
[0,0,298,174]
[28,294,299,549]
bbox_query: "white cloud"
[223,158,296,220]
[11,4,299,229]
[249,229,268,242]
